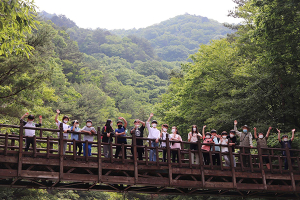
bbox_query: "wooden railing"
[0,122,299,198]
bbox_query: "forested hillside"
[111,14,234,61]
[42,12,234,62]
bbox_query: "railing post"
[132,131,138,184]
[197,136,205,188]
[4,133,8,156]
[228,142,236,189]
[46,136,50,159]
[166,134,172,186]
[257,143,267,190]
[85,140,89,162]
[59,123,64,181]
[97,127,102,183]
[285,146,296,192]
[73,139,76,160]
[18,120,24,177]
[33,135,37,158]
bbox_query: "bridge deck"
[0,123,299,199]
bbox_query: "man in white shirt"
[146,113,160,162]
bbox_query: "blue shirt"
[115,126,126,143]
[71,126,80,141]
[211,137,220,152]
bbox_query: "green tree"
[0,0,38,57]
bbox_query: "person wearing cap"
[102,119,115,158]
[20,112,42,152]
[130,119,146,160]
[55,109,70,155]
[81,119,96,157]
[160,124,169,162]
[254,127,272,169]
[220,131,230,166]
[146,113,160,162]
[234,120,253,167]
[277,128,295,169]
[70,120,82,156]
[202,125,214,165]
[227,130,237,167]
[114,117,128,159]
[188,125,202,164]
[210,129,221,166]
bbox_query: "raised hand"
[203,125,206,129]
[253,127,256,131]
[56,109,60,114]
[292,129,296,132]
[234,120,237,125]
[150,113,154,117]
[268,127,272,131]
[39,115,42,120]
[276,128,280,133]
[25,112,29,116]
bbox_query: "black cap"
[205,132,211,136]
[229,130,236,134]
[72,120,79,124]
[282,134,288,139]
[210,129,217,133]
[28,115,35,120]
[151,120,158,124]
[117,120,123,124]
[221,131,227,135]
[86,119,92,123]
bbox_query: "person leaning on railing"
[170,126,182,163]
[55,109,70,155]
[80,119,96,157]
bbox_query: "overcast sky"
[35,0,242,30]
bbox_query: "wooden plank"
[0,169,18,177]
[20,171,59,179]
[132,131,138,185]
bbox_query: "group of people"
[20,111,296,169]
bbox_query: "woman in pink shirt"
[170,126,182,163]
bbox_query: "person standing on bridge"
[130,119,145,160]
[114,117,128,159]
[55,109,70,155]
[21,112,42,152]
[277,128,295,170]
[202,125,214,165]
[254,127,271,170]
[102,119,115,158]
[70,120,82,156]
[81,119,96,157]
[160,124,169,162]
[234,120,253,168]
[188,125,202,164]
[170,126,182,163]
[146,113,160,162]
[211,129,221,166]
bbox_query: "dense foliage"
[157,0,300,145]
[111,14,234,61]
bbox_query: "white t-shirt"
[220,138,229,152]
[82,126,96,142]
[146,122,160,140]
[170,134,182,149]
[56,121,70,137]
[24,122,36,137]
[161,131,170,147]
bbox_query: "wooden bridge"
[0,122,300,199]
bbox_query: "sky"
[34,0,242,30]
